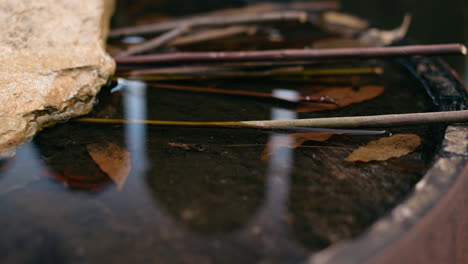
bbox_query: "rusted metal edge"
[306,56,468,264]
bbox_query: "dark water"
[0,1,461,263]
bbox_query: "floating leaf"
[261,132,340,161]
[345,134,421,163]
[87,142,131,190]
[296,85,385,113]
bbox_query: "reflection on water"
[0,63,439,263]
[121,79,149,171]
[0,1,455,263]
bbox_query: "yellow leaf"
[345,134,421,163]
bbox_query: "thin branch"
[120,66,382,79]
[75,110,468,129]
[115,44,467,65]
[116,25,190,57]
[146,83,336,104]
[110,1,340,38]
[169,26,258,47]
[110,10,308,37]
[116,60,372,72]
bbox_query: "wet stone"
[0,0,116,157]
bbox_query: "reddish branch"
[115,44,467,65]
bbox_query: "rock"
[0,0,116,157]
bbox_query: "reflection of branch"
[75,110,468,129]
[115,44,467,65]
[116,25,190,56]
[110,11,308,37]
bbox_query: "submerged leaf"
[87,142,131,190]
[297,85,385,113]
[261,132,340,161]
[345,134,421,163]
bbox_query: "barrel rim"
[307,56,468,264]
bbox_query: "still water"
[0,1,461,263]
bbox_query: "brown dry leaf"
[261,132,340,161]
[87,142,131,190]
[345,134,421,163]
[296,85,384,113]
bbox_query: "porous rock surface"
[0,0,116,157]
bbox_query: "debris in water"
[168,142,206,152]
[345,134,421,162]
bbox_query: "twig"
[146,83,336,104]
[120,66,382,79]
[120,65,236,76]
[116,74,363,84]
[116,25,190,57]
[75,110,468,129]
[115,44,467,65]
[116,60,369,72]
[203,1,340,17]
[109,10,308,37]
[168,26,258,47]
[111,1,340,38]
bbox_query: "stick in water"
[146,83,336,104]
[75,110,468,129]
[168,26,258,47]
[117,25,191,57]
[121,67,383,80]
[110,1,340,38]
[110,11,308,37]
[115,44,467,65]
